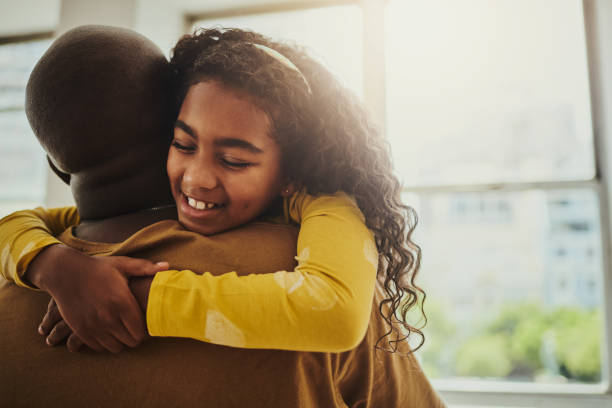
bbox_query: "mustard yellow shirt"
[0,192,377,352]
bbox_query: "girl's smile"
[167,80,291,235]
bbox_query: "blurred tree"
[455,334,512,377]
[552,309,601,382]
[419,299,458,378]
[420,301,602,382]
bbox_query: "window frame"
[0,31,53,218]
[183,0,612,406]
[0,31,52,46]
[382,0,612,405]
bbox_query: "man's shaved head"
[26,25,175,174]
[25,25,176,219]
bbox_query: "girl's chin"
[178,215,226,236]
[176,196,227,234]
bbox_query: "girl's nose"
[183,161,219,191]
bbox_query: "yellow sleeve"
[0,207,80,289]
[147,192,378,352]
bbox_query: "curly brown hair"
[170,27,425,352]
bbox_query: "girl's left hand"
[39,298,89,352]
[30,246,167,353]
[39,298,72,347]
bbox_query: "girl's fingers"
[95,333,125,354]
[119,296,147,347]
[109,320,140,349]
[73,332,106,353]
[66,334,84,352]
[39,298,62,336]
[75,318,132,352]
[109,257,169,277]
[46,320,72,346]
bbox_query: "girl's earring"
[282,182,296,197]
[281,185,294,197]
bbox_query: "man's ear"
[46,156,71,185]
[280,181,298,198]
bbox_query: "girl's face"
[167,80,287,235]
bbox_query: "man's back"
[0,219,444,407]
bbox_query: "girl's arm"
[5,193,377,353]
[0,207,79,288]
[147,192,378,353]
[0,207,164,353]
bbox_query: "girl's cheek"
[166,154,184,187]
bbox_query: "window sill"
[434,379,612,407]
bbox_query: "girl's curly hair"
[170,27,425,352]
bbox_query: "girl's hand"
[39,298,108,353]
[39,297,74,348]
[26,245,168,353]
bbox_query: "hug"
[0,25,443,407]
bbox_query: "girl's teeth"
[187,196,217,210]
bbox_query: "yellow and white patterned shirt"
[0,191,377,352]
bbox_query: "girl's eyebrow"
[215,138,263,154]
[174,119,263,154]
[175,120,195,138]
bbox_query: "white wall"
[0,0,60,37]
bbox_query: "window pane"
[386,0,594,186]
[0,39,50,218]
[0,39,50,110]
[0,110,46,199]
[407,188,603,384]
[193,5,363,98]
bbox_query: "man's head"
[26,25,176,219]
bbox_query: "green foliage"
[421,301,602,382]
[488,303,545,336]
[553,310,601,382]
[454,334,512,377]
[418,299,458,378]
[509,317,548,374]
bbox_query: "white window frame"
[379,0,612,406]
[187,0,612,406]
[0,31,53,218]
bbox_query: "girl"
[0,28,424,353]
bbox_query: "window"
[387,0,605,395]
[0,37,51,218]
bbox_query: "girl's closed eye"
[220,155,253,169]
[171,139,194,152]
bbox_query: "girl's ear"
[280,181,298,198]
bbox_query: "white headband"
[252,43,312,94]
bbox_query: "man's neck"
[70,157,174,221]
[74,206,178,243]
